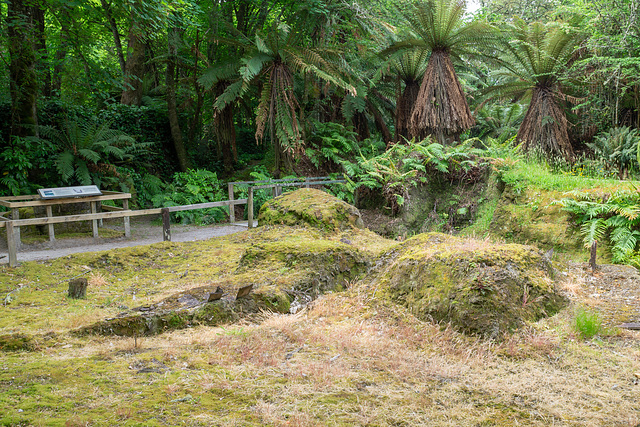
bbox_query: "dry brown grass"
[88,271,109,287]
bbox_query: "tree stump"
[68,278,88,299]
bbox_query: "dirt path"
[0,216,250,265]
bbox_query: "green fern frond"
[580,218,607,248]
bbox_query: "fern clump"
[558,189,640,266]
[587,126,640,179]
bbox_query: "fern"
[558,188,640,265]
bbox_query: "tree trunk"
[367,99,392,145]
[396,80,420,143]
[121,26,145,106]
[32,3,50,98]
[188,29,204,143]
[410,51,474,142]
[214,82,237,174]
[518,85,574,161]
[7,0,39,137]
[68,278,88,299]
[52,16,69,94]
[166,25,190,172]
[101,0,126,74]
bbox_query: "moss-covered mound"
[75,225,379,337]
[258,188,364,231]
[369,233,566,337]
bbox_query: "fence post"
[248,187,254,228]
[228,182,235,223]
[91,201,99,238]
[162,208,171,241]
[11,208,20,251]
[123,199,131,238]
[46,205,55,241]
[6,221,17,267]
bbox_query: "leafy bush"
[305,121,359,169]
[233,165,300,219]
[152,169,227,224]
[474,103,525,142]
[0,136,58,196]
[342,137,483,214]
[32,119,147,187]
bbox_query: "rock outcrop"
[258,188,364,231]
[367,233,566,337]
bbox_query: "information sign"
[38,185,102,199]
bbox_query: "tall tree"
[385,49,429,142]
[386,0,494,143]
[203,19,354,177]
[7,0,41,137]
[166,23,191,172]
[486,18,584,160]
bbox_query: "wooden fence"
[1,176,345,267]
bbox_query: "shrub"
[558,188,640,266]
[152,169,227,224]
[587,126,640,179]
[0,136,58,196]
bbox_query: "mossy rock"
[369,232,567,337]
[76,287,291,337]
[258,188,364,231]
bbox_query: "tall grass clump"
[574,307,603,339]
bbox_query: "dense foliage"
[2,0,640,265]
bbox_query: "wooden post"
[123,199,131,238]
[46,205,55,241]
[6,221,18,267]
[162,208,171,241]
[305,178,310,188]
[90,201,99,238]
[228,182,235,223]
[247,187,254,228]
[11,208,20,251]
[589,241,598,272]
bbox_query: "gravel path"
[0,217,250,265]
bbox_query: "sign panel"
[38,185,102,199]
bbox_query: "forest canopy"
[1,0,639,198]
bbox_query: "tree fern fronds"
[610,228,640,263]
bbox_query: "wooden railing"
[1,176,346,267]
[1,198,245,267]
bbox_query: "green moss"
[368,232,566,337]
[258,188,364,232]
[0,333,35,351]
